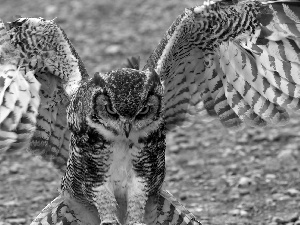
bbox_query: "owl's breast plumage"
[105,140,142,199]
[89,136,148,222]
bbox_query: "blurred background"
[0,0,300,224]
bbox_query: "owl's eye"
[138,106,150,115]
[105,104,118,115]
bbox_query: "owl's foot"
[100,219,120,225]
[128,223,146,225]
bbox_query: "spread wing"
[0,17,88,171]
[144,0,300,131]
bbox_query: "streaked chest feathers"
[107,140,138,198]
[99,136,145,207]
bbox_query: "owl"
[1,0,300,225]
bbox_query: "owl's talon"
[100,219,120,225]
[127,223,146,225]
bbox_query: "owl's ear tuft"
[123,56,140,70]
[148,68,161,84]
[147,68,163,96]
[93,72,106,86]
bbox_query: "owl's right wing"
[144,0,300,131]
[0,18,88,171]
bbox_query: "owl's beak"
[123,122,132,138]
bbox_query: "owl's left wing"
[0,18,88,171]
[144,0,300,131]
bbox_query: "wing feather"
[0,17,87,171]
[0,20,40,151]
[224,80,267,127]
[144,0,300,131]
[213,85,244,128]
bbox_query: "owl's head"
[86,68,164,139]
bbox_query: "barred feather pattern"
[144,0,300,130]
[0,20,41,152]
[30,190,201,225]
[0,17,88,171]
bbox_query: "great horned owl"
[1,0,300,225]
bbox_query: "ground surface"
[0,0,300,224]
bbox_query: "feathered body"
[0,0,299,225]
[62,68,166,224]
